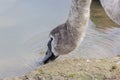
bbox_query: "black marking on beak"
[42,38,58,64]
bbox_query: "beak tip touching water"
[41,50,58,65]
[40,37,58,65]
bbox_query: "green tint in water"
[90,0,120,29]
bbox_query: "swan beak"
[42,49,58,64]
[40,37,58,64]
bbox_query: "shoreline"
[1,56,120,80]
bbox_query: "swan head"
[42,37,58,64]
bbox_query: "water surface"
[0,0,70,78]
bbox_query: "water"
[0,0,70,78]
[74,21,120,59]
[0,0,120,78]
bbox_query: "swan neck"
[68,0,92,28]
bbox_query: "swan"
[41,0,92,64]
[100,0,120,25]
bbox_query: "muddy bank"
[1,56,120,80]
